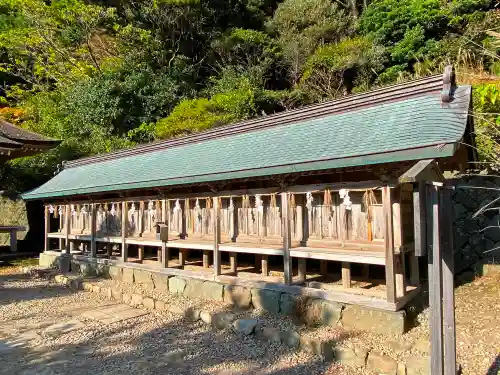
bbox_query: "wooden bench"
[0,225,26,252]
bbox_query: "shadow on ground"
[0,277,354,375]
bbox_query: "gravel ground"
[0,268,371,375]
[1,265,499,375]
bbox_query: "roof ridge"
[65,73,445,169]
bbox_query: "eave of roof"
[22,67,473,201]
[0,119,60,146]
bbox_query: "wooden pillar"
[429,185,444,375]
[90,203,97,258]
[44,205,50,252]
[281,192,292,285]
[106,243,113,258]
[9,229,17,252]
[320,260,328,277]
[161,243,168,268]
[261,255,269,276]
[410,252,420,285]
[342,262,351,288]
[230,252,237,274]
[254,254,261,271]
[59,212,63,250]
[179,249,187,267]
[203,250,210,268]
[362,264,370,278]
[138,246,145,261]
[298,258,306,283]
[382,186,396,303]
[121,201,128,262]
[64,205,70,254]
[414,181,427,257]
[392,188,406,298]
[440,187,457,375]
[213,197,221,275]
[138,201,144,237]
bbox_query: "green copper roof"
[23,78,472,200]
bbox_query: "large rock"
[224,285,252,308]
[367,351,398,375]
[341,305,406,335]
[300,336,321,355]
[131,294,143,307]
[304,299,342,326]
[183,279,205,298]
[212,312,235,329]
[111,286,123,301]
[334,346,368,367]
[200,310,214,324]
[257,326,280,343]
[202,281,224,301]
[155,300,166,311]
[152,273,169,292]
[122,268,134,284]
[134,269,153,285]
[251,288,281,314]
[233,319,258,335]
[184,307,200,321]
[169,277,186,294]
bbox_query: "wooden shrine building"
[23,66,474,311]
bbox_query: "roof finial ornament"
[441,65,456,103]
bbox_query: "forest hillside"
[1,0,499,192]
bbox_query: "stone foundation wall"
[450,175,500,273]
[40,252,407,335]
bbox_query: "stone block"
[122,293,131,304]
[341,305,406,335]
[200,310,213,324]
[69,277,83,290]
[143,297,155,310]
[101,287,112,298]
[92,285,101,294]
[155,300,166,311]
[122,268,134,284]
[202,281,224,301]
[281,293,309,317]
[232,319,257,335]
[111,287,123,301]
[131,294,143,307]
[108,266,122,281]
[367,350,398,375]
[184,279,205,298]
[304,299,342,327]
[169,277,186,294]
[334,346,367,367]
[257,327,280,343]
[224,285,252,308]
[82,282,94,292]
[184,307,200,322]
[134,269,153,285]
[280,330,300,349]
[251,288,281,314]
[54,274,66,284]
[168,305,184,314]
[152,273,169,292]
[412,337,430,354]
[212,312,235,329]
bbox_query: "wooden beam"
[399,159,445,184]
[213,197,221,275]
[414,181,428,257]
[261,255,269,276]
[90,203,97,258]
[383,186,396,303]
[341,262,351,288]
[429,185,444,375]
[298,258,306,283]
[281,192,293,285]
[121,201,128,262]
[44,205,49,252]
[441,188,457,375]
